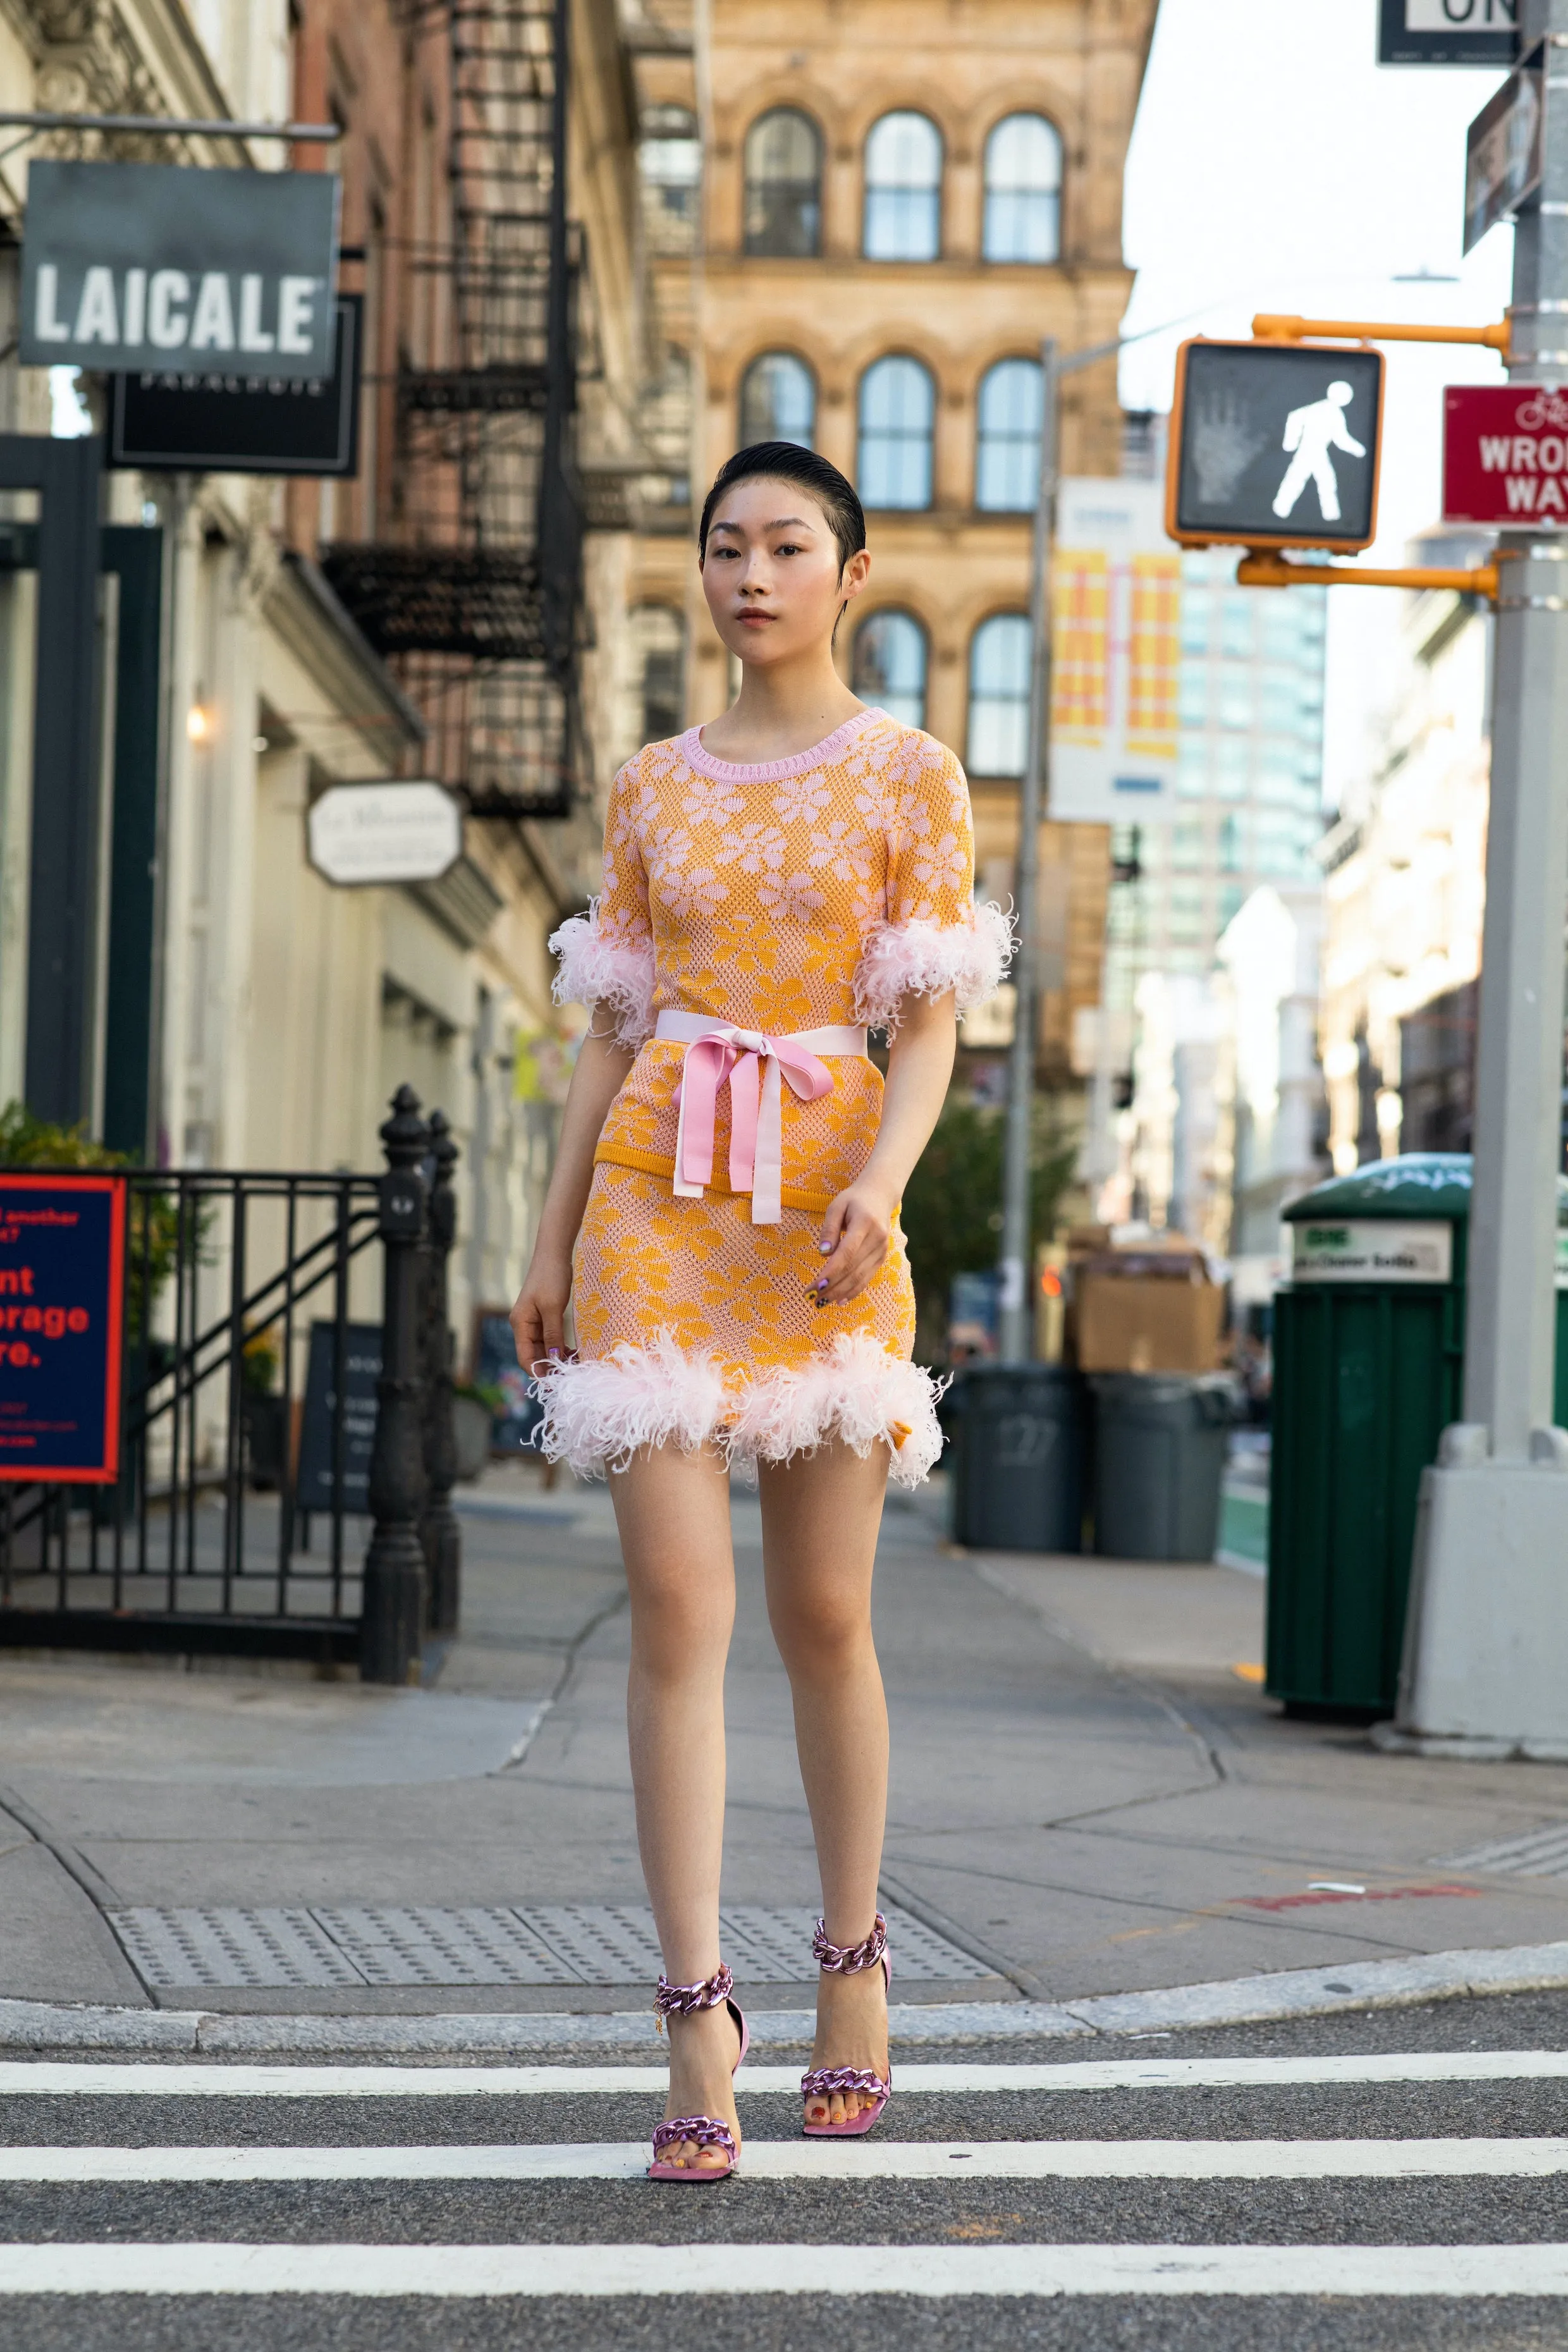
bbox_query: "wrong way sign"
[1166,341,1384,551]
[1444,383,1568,525]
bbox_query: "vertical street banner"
[0,1173,126,1482]
[1048,477,1181,824]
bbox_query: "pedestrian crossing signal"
[1166,339,1385,553]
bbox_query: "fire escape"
[321,0,583,821]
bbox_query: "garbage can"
[1267,1153,1568,1715]
[946,1363,1086,1552]
[1089,1373,1232,1560]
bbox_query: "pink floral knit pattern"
[537,710,1009,1486]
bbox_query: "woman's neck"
[697,648,864,763]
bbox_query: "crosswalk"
[1,2043,1566,2332]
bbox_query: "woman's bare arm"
[510,1024,635,1367]
[812,991,957,1308]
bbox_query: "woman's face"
[699,477,869,668]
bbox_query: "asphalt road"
[4,1992,1568,2348]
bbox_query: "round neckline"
[679,708,883,783]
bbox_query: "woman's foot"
[658,2000,744,2171]
[804,1959,890,2128]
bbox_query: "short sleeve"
[851,735,1014,1032]
[548,761,656,1048]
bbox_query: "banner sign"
[0,1173,126,1483]
[1167,340,1384,552]
[21,161,340,382]
[1443,382,1568,524]
[1378,0,1518,67]
[1048,477,1180,824]
[107,293,360,477]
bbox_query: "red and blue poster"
[0,1173,126,1483]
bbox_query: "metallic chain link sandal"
[647,1961,749,2183]
[800,1911,892,2138]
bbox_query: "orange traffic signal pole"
[1232,313,1514,601]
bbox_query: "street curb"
[4,1939,1568,2054]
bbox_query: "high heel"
[647,1961,749,2183]
[800,1911,891,2138]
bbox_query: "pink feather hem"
[532,1333,946,1489]
[851,903,1015,1033]
[549,904,656,1048]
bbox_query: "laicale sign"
[1444,382,1568,525]
[20,161,340,383]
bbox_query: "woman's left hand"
[810,1179,897,1308]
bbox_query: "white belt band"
[651,1013,867,1223]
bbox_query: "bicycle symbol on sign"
[1515,390,1568,432]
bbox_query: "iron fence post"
[420,1108,461,1636]
[360,1085,430,1684]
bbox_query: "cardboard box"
[1073,1249,1225,1375]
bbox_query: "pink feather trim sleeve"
[850,902,1015,1033]
[548,902,656,1048]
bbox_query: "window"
[1171,819,1204,871]
[967,613,1031,776]
[744,108,822,257]
[738,351,816,450]
[975,357,1043,511]
[1220,595,1254,658]
[631,606,685,744]
[862,111,942,260]
[1218,667,1253,730]
[857,355,935,508]
[982,113,1062,262]
[852,609,928,728]
[1179,670,1208,727]
[640,105,701,250]
[1218,812,1244,872]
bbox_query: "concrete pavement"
[3,1462,1568,2018]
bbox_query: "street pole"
[997,338,1058,1363]
[1385,0,1568,1756]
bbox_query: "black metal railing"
[0,1087,462,1678]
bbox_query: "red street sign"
[1444,383,1568,525]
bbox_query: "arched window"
[852,609,928,728]
[739,351,816,449]
[967,613,1032,776]
[857,355,935,509]
[744,107,823,257]
[862,111,943,261]
[631,605,685,744]
[983,113,1062,263]
[976,357,1043,511]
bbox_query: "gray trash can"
[1091,1373,1231,1561]
[946,1364,1085,1552]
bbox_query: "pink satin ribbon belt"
[654,1010,868,1225]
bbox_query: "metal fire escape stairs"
[321,0,584,821]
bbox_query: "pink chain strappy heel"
[800,1911,892,2138]
[646,1961,749,2183]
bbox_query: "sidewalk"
[3,1461,1568,2021]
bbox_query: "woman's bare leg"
[611,1443,742,2171]
[758,1440,891,2126]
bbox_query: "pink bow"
[671,1024,835,1225]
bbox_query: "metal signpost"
[1386,0,1568,1759]
[20,161,340,381]
[1378,0,1519,66]
[108,293,362,477]
[307,781,463,888]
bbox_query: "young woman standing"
[511,441,1009,2179]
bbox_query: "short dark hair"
[698,441,866,576]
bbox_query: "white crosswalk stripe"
[1,2045,1566,2322]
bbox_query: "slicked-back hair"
[699,441,866,577]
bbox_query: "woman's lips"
[738,610,775,624]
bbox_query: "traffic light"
[1167,339,1385,553]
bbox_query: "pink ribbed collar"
[678,709,882,783]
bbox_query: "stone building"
[621,0,1158,1090]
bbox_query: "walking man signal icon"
[1272,381,1366,523]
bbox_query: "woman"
[511,440,1010,2180]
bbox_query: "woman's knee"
[769,1585,873,1677]
[628,1562,733,1674]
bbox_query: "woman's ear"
[841,547,872,606]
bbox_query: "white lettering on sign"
[33,265,70,344]
[1406,0,1515,25]
[29,266,314,360]
[148,270,189,349]
[1291,1219,1453,1285]
[278,278,319,355]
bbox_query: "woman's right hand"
[510,1251,573,1372]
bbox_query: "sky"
[1119,0,1514,809]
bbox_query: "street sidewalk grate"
[1436,1824,1568,1879]
[107,1902,992,1990]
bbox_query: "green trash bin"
[1266,1152,1568,1715]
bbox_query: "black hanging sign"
[107,294,360,476]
